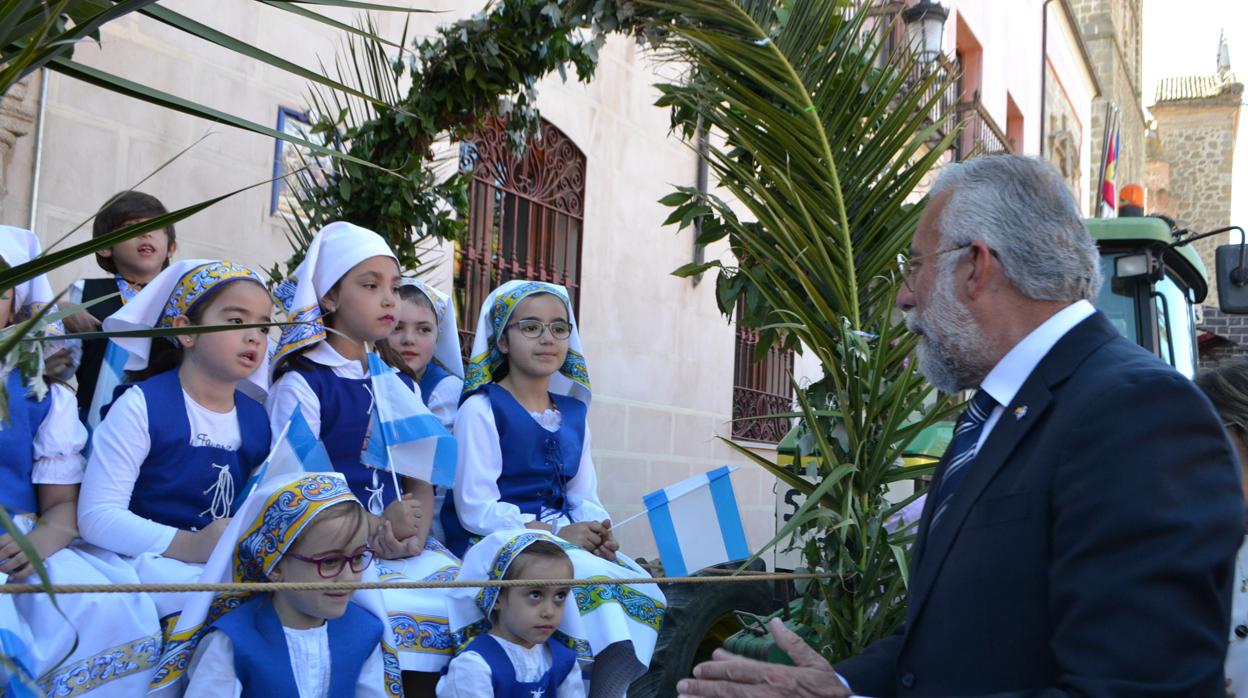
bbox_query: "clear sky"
[1141,0,1248,225]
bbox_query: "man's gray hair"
[928,155,1102,302]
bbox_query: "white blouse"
[185,622,387,698]
[29,382,88,486]
[436,635,586,698]
[451,392,610,536]
[79,385,242,556]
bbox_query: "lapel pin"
[1014,405,1028,420]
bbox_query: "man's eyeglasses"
[507,319,573,340]
[896,243,974,292]
[285,546,375,579]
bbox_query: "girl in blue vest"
[440,531,584,697]
[267,222,461,683]
[79,259,274,619]
[382,277,464,544]
[0,227,162,697]
[385,278,464,431]
[444,280,665,697]
[156,471,396,697]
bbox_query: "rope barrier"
[0,570,836,595]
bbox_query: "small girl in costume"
[444,280,665,697]
[383,278,464,431]
[267,222,461,683]
[154,472,396,697]
[0,227,161,696]
[78,259,274,618]
[381,278,464,543]
[439,531,585,698]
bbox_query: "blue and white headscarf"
[447,530,589,654]
[462,280,590,404]
[102,258,269,398]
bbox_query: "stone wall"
[1070,0,1147,207]
[1149,99,1241,301]
[1200,308,1248,364]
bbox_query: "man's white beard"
[907,267,992,394]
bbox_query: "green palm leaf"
[645,0,958,658]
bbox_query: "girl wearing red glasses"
[155,472,396,697]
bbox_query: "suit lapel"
[906,383,1053,620]
[904,311,1120,626]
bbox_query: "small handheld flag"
[361,352,456,490]
[232,404,330,510]
[87,341,129,431]
[643,466,749,577]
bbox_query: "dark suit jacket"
[836,311,1243,697]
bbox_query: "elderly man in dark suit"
[677,155,1243,697]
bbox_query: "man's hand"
[677,618,851,698]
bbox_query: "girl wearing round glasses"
[443,280,665,698]
[163,472,392,697]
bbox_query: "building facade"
[1147,38,1244,359]
[0,0,1106,562]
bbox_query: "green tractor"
[630,215,1248,695]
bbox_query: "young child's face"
[271,505,370,626]
[323,255,400,342]
[497,294,570,379]
[493,555,573,648]
[175,281,271,383]
[100,224,174,282]
[390,298,438,375]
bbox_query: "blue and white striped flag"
[361,352,456,489]
[233,404,331,510]
[86,341,129,431]
[644,466,749,577]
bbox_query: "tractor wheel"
[629,560,774,698]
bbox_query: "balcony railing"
[955,96,1014,161]
[905,58,960,141]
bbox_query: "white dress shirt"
[975,300,1095,447]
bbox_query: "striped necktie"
[930,389,997,531]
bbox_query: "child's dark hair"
[503,540,572,581]
[93,191,175,274]
[124,279,264,383]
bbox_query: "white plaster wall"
[941,0,1098,212]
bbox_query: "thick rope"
[0,571,835,595]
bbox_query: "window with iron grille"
[732,302,795,444]
[456,116,586,360]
